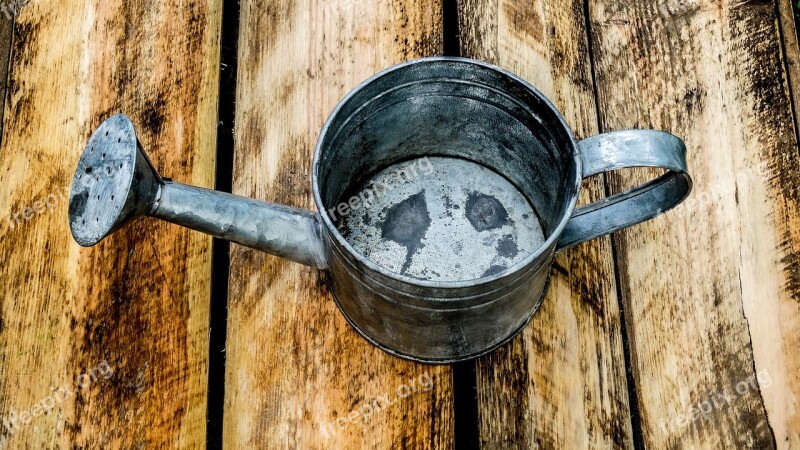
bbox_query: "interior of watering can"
[316,59,578,281]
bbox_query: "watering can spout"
[151,182,329,269]
[68,114,329,270]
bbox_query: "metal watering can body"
[69,57,692,363]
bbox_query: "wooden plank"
[778,0,800,140]
[0,13,14,138]
[223,0,453,448]
[0,0,220,447]
[458,0,635,447]
[588,0,800,446]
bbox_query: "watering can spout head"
[69,114,329,270]
[69,114,162,247]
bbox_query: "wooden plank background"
[0,0,220,447]
[223,0,454,448]
[590,0,800,447]
[0,0,797,448]
[458,0,634,448]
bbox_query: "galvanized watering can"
[69,57,692,363]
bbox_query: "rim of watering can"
[312,56,583,290]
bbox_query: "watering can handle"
[556,130,693,251]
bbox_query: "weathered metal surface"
[558,130,692,249]
[69,114,328,268]
[68,114,161,247]
[339,157,544,281]
[69,57,692,363]
[154,183,329,269]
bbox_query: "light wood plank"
[459,0,635,448]
[223,1,453,448]
[0,0,220,447]
[589,0,800,446]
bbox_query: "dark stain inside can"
[465,192,510,231]
[482,264,508,277]
[496,234,519,258]
[380,191,431,273]
[339,157,544,282]
[442,194,459,217]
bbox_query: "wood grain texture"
[459,0,634,448]
[0,13,14,137]
[589,0,800,446]
[0,0,220,447]
[778,0,800,140]
[224,1,453,448]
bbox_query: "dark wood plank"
[778,0,800,140]
[458,0,635,447]
[589,0,800,446]
[223,0,454,447]
[0,11,14,138]
[0,1,220,447]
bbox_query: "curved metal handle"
[557,130,693,251]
